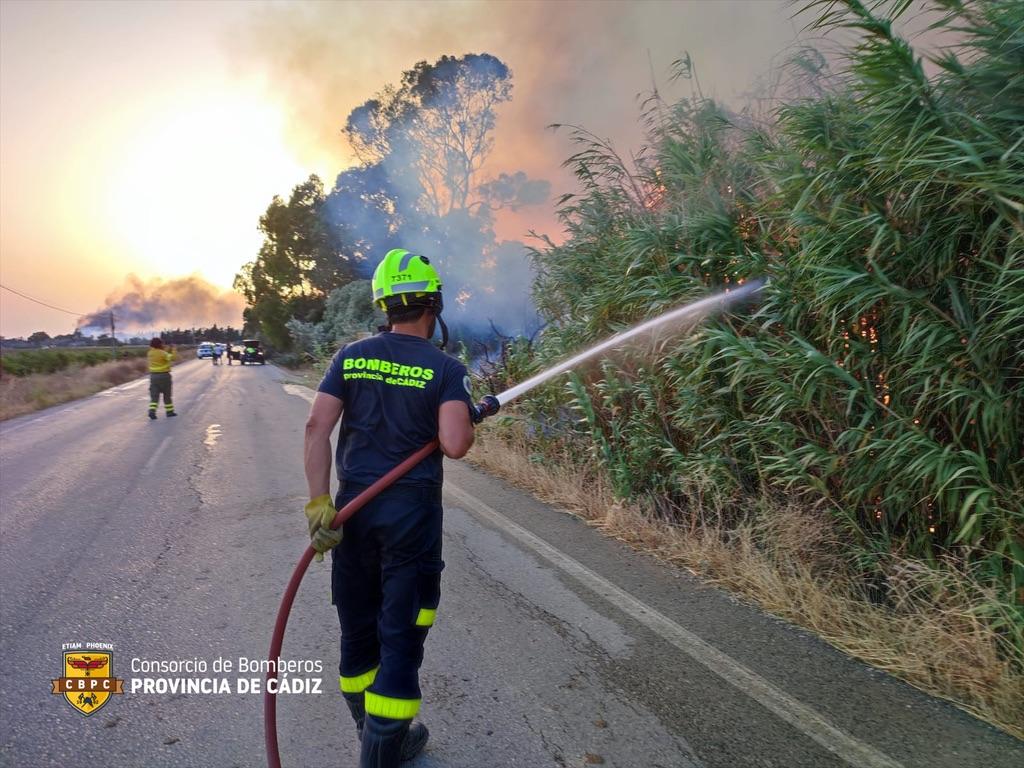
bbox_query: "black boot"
[343,692,365,740]
[360,715,408,768]
[400,722,429,762]
[347,696,428,762]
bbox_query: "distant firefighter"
[147,338,177,420]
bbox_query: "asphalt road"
[0,359,1020,768]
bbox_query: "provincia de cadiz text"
[130,654,323,695]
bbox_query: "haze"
[0,0,801,338]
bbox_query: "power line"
[0,283,91,317]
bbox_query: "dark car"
[240,340,265,365]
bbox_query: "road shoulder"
[443,459,1024,767]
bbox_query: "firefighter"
[303,249,475,767]
[147,338,177,419]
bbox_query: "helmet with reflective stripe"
[371,248,442,310]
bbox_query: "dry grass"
[467,425,1024,739]
[0,357,150,421]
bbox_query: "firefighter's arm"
[438,400,474,459]
[304,391,342,498]
[304,391,343,561]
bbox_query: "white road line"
[1,416,47,437]
[94,375,150,395]
[93,375,147,397]
[141,436,173,476]
[115,377,148,392]
[203,423,222,447]
[444,481,904,768]
[1,406,80,437]
[283,384,314,403]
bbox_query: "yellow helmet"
[371,249,442,310]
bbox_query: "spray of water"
[496,279,765,406]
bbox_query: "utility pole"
[110,311,116,361]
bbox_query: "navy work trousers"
[332,483,443,719]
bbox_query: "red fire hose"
[264,440,439,768]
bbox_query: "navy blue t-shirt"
[318,332,473,487]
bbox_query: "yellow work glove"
[304,494,343,562]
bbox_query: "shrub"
[503,0,1023,657]
[0,347,149,377]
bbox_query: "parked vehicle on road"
[196,342,215,359]
[240,340,265,365]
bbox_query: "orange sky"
[1,0,808,338]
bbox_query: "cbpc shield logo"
[50,643,124,716]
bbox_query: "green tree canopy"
[234,175,356,348]
[344,53,513,217]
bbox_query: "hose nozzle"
[471,395,500,424]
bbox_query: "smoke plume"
[230,1,809,338]
[77,275,244,331]
[231,1,804,201]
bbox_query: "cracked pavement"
[1,360,1020,767]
